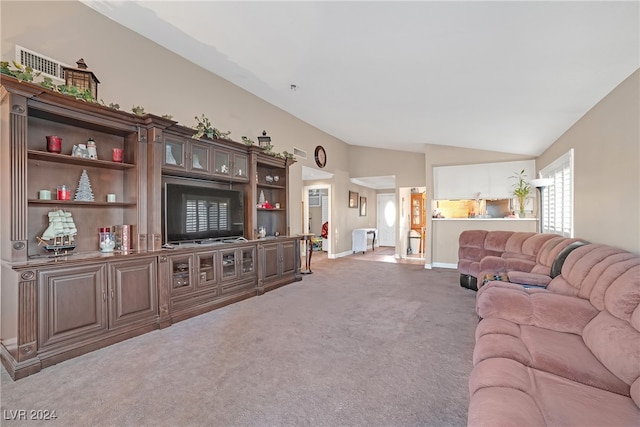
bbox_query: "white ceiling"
[82,1,639,157]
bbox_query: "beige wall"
[349,145,425,187]
[536,70,640,254]
[432,219,538,266]
[3,1,638,262]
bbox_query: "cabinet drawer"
[170,288,220,312]
[220,279,255,295]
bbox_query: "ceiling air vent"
[293,147,307,160]
[15,45,68,84]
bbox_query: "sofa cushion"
[484,230,514,253]
[474,318,630,396]
[583,311,640,389]
[476,284,599,334]
[469,358,640,426]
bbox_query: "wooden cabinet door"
[108,257,158,329]
[164,137,187,171]
[280,241,296,276]
[261,243,280,281]
[195,250,218,289]
[168,254,195,296]
[233,153,249,181]
[38,264,108,349]
[189,141,211,174]
[213,148,231,178]
[239,246,256,279]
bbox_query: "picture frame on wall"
[349,191,358,208]
[359,196,367,216]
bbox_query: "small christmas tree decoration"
[74,169,95,201]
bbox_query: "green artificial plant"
[192,114,231,140]
[510,169,531,214]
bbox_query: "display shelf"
[28,150,135,170]
[28,199,136,207]
[257,183,286,190]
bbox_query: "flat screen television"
[163,182,244,244]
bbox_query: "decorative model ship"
[37,209,78,255]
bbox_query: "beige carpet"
[1,254,478,427]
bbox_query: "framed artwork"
[349,191,358,208]
[359,196,367,216]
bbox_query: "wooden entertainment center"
[0,76,301,380]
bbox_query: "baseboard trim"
[432,262,457,269]
[329,250,353,259]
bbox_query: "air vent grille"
[293,147,307,159]
[15,45,67,83]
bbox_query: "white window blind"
[184,198,229,233]
[540,149,574,237]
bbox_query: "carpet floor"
[1,254,478,427]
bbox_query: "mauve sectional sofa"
[464,238,640,426]
[458,230,584,291]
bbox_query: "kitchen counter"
[431,217,538,267]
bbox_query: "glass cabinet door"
[221,249,237,279]
[196,251,216,288]
[190,143,210,173]
[241,247,255,275]
[233,154,248,179]
[169,254,194,294]
[164,140,186,169]
[214,149,230,176]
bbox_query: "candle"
[57,185,70,200]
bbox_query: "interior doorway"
[303,184,331,255]
[376,193,396,248]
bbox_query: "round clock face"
[314,145,327,168]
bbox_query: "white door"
[377,193,396,247]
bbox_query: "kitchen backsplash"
[433,199,512,218]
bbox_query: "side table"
[297,233,315,274]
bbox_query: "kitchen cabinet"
[258,239,300,293]
[433,160,535,200]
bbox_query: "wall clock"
[314,145,327,168]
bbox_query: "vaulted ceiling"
[82,1,639,156]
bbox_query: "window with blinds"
[540,149,574,237]
[185,198,230,233]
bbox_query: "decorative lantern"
[257,130,271,148]
[62,58,100,99]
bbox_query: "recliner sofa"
[467,241,640,426]
[457,230,575,291]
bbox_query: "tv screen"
[164,182,244,244]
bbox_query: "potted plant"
[511,169,531,217]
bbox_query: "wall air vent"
[15,45,68,84]
[293,147,307,160]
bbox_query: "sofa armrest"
[476,285,599,334]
